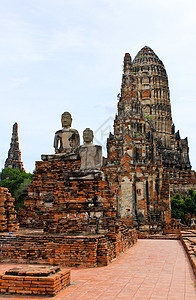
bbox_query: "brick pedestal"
[0,265,70,296]
[19,159,116,235]
[16,158,138,267]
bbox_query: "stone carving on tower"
[5,122,25,172]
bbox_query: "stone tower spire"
[119,46,191,171]
[5,123,25,172]
[132,46,173,147]
[110,46,192,172]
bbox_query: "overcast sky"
[0,0,196,172]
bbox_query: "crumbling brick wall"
[0,187,19,232]
[0,228,137,267]
[18,159,117,236]
[169,169,196,196]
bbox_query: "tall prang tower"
[5,122,25,172]
[105,46,196,223]
[132,46,191,171]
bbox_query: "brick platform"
[0,265,70,296]
[0,228,138,267]
[15,158,138,267]
[18,159,117,235]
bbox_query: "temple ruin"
[4,122,24,172]
[0,47,195,274]
[105,46,196,224]
[18,46,196,230]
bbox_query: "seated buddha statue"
[54,112,80,155]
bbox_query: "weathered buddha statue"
[79,128,102,170]
[54,112,80,155]
[41,112,80,161]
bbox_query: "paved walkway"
[0,239,195,299]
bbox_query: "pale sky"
[0,0,196,172]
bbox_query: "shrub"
[0,168,33,210]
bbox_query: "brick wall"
[0,187,19,232]
[18,159,117,236]
[169,170,196,196]
[0,227,137,267]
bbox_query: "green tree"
[171,189,196,224]
[184,189,196,217]
[0,168,33,210]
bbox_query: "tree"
[171,189,196,224]
[0,168,33,210]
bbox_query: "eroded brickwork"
[0,227,137,267]
[169,169,196,196]
[19,159,116,235]
[0,187,19,232]
[16,157,138,267]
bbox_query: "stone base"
[0,227,138,267]
[0,265,70,296]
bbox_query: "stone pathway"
[0,239,195,299]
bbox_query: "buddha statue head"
[61,112,72,129]
[83,128,94,144]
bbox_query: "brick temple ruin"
[1,113,138,269]
[17,47,195,231]
[0,47,196,277]
[105,46,196,224]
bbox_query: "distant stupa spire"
[4,122,25,172]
